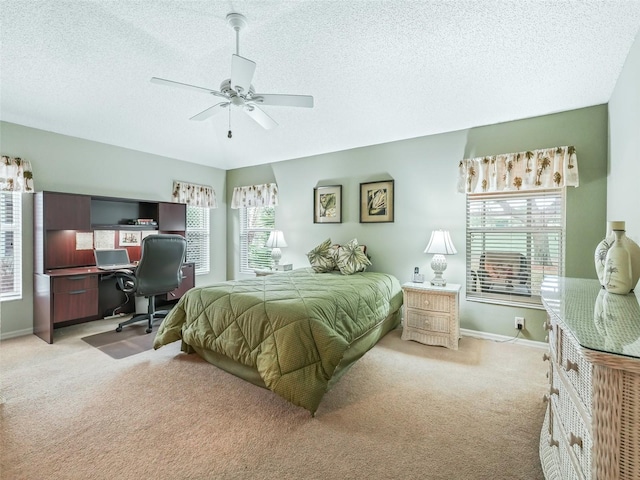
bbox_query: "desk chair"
[114,234,187,333]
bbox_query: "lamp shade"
[424,230,457,255]
[265,230,288,248]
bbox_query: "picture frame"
[360,180,394,223]
[314,185,342,223]
[118,230,141,246]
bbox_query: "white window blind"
[239,206,275,273]
[185,205,210,275]
[466,189,565,308]
[0,192,22,301]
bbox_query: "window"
[185,205,210,275]
[0,192,22,301]
[466,189,564,308]
[239,206,275,273]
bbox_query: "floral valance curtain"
[1,156,35,192]
[171,181,217,208]
[231,183,279,209]
[457,146,579,194]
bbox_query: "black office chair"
[115,234,187,333]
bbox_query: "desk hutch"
[33,191,195,343]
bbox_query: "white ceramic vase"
[595,221,640,292]
[604,229,633,294]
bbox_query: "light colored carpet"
[0,319,547,480]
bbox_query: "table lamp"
[424,230,457,286]
[265,230,288,268]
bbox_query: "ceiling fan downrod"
[226,13,247,56]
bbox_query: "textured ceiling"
[2,0,640,170]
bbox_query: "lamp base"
[271,247,282,269]
[430,254,448,286]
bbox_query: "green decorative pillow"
[307,238,337,272]
[334,238,372,275]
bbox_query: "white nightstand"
[401,282,461,350]
[254,266,293,277]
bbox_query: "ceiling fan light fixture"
[151,11,313,135]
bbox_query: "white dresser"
[540,278,640,480]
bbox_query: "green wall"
[0,104,610,342]
[0,121,227,338]
[227,105,608,342]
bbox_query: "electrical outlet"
[515,316,525,330]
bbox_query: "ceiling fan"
[151,12,313,137]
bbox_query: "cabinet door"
[158,202,186,231]
[44,192,91,230]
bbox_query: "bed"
[153,267,403,414]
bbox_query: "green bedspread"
[153,268,403,413]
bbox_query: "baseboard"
[0,327,34,341]
[460,328,547,349]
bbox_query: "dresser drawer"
[552,369,592,479]
[548,402,584,480]
[53,274,98,293]
[558,326,593,411]
[404,290,451,313]
[405,309,450,334]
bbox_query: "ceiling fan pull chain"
[228,106,232,138]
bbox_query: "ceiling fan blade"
[252,94,314,108]
[244,105,278,130]
[231,54,256,95]
[150,77,228,100]
[189,102,229,121]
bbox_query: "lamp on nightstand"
[424,230,457,286]
[265,230,288,268]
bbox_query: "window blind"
[0,192,22,301]
[239,206,275,273]
[185,205,210,275]
[466,189,564,308]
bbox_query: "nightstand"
[254,266,292,277]
[401,282,461,350]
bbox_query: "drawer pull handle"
[424,320,431,328]
[549,386,559,396]
[68,290,87,295]
[543,321,552,331]
[569,433,583,449]
[548,438,559,448]
[424,300,430,306]
[69,275,88,280]
[565,360,578,373]
[542,353,550,362]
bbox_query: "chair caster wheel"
[116,326,122,332]
[145,327,152,334]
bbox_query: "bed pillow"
[307,238,337,272]
[332,243,367,271]
[334,238,372,275]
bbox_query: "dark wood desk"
[33,191,194,343]
[33,263,195,344]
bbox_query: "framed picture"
[314,185,342,223]
[360,180,394,223]
[119,230,141,246]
